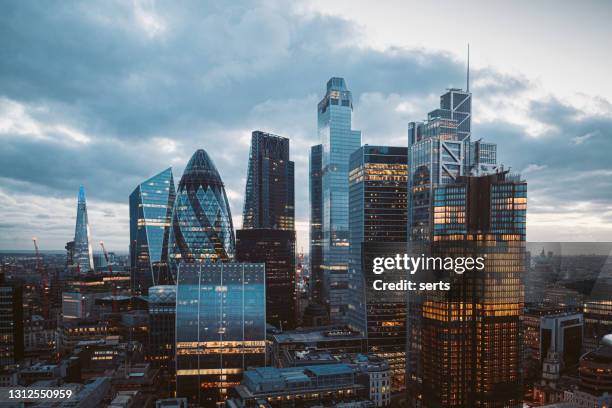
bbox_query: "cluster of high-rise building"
[3,73,612,408]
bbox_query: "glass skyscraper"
[129,168,176,294]
[237,131,296,330]
[318,77,361,323]
[347,145,408,392]
[168,149,235,267]
[408,87,498,243]
[175,262,266,406]
[242,131,294,230]
[309,144,324,307]
[407,172,526,407]
[73,185,94,273]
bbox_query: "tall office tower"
[168,149,235,268]
[147,285,176,371]
[236,229,296,330]
[0,272,24,367]
[309,144,324,307]
[347,145,408,391]
[408,86,498,243]
[318,77,362,323]
[73,185,94,273]
[176,262,266,406]
[407,172,527,408]
[129,168,176,294]
[242,131,295,230]
[237,131,296,329]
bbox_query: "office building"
[407,87,499,243]
[407,171,527,407]
[540,313,583,369]
[309,144,324,308]
[226,358,389,408]
[168,149,235,267]
[583,300,612,352]
[0,273,24,367]
[129,168,176,294]
[148,285,176,372]
[175,262,266,406]
[73,185,94,273]
[318,77,362,323]
[347,145,408,391]
[242,131,295,230]
[237,131,296,330]
[236,229,296,330]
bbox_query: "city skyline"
[2,1,612,252]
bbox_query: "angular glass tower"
[129,168,176,294]
[318,77,361,323]
[73,185,94,273]
[168,149,235,267]
[242,131,295,230]
[176,262,266,406]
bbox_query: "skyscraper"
[309,144,324,307]
[237,131,296,329]
[407,171,526,407]
[242,131,294,230]
[168,149,235,267]
[236,229,296,329]
[176,262,266,406]
[408,87,498,243]
[347,145,408,391]
[73,185,94,273]
[318,77,361,323]
[0,272,24,367]
[172,149,266,405]
[129,168,176,294]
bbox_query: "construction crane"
[32,237,50,319]
[99,241,118,313]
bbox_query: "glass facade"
[73,185,94,273]
[148,285,176,372]
[168,149,235,267]
[129,168,176,293]
[408,172,527,408]
[309,144,324,307]
[242,131,295,230]
[318,77,361,324]
[175,262,266,406]
[236,229,296,330]
[347,145,408,392]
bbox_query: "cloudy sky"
[1,0,611,252]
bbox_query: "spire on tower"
[467,43,470,92]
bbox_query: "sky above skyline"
[1,0,612,252]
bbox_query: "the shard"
[73,185,94,273]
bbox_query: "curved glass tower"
[168,149,235,267]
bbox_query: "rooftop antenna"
[466,43,470,92]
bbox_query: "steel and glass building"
[237,131,296,329]
[73,185,94,273]
[175,262,266,406]
[318,77,361,324]
[129,168,176,294]
[168,149,235,267]
[408,88,499,243]
[407,171,527,408]
[242,131,294,230]
[347,145,408,392]
[0,273,24,367]
[148,285,176,372]
[309,144,324,307]
[236,229,296,330]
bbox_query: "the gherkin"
[168,149,235,267]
